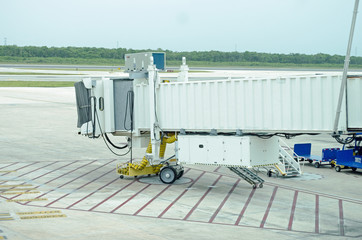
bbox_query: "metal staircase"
[269,139,303,177]
[228,167,264,188]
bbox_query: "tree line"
[1,45,362,65]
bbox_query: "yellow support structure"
[117,133,177,177]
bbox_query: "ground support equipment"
[228,167,264,189]
[335,134,362,172]
[294,143,339,168]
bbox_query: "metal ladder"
[228,167,264,189]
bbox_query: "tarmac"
[0,70,362,239]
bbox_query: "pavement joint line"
[209,178,240,223]
[11,160,97,202]
[106,182,149,213]
[66,177,120,209]
[158,170,206,218]
[235,188,256,225]
[288,190,299,231]
[44,161,117,207]
[260,186,278,228]
[0,171,16,173]
[183,175,223,221]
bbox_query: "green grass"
[1,56,362,69]
[0,81,75,87]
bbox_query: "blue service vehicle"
[335,134,362,172]
[293,143,339,168]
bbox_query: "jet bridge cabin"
[75,53,362,187]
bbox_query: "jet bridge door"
[113,78,134,132]
[347,76,362,131]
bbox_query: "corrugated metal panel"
[347,76,362,130]
[134,74,352,133]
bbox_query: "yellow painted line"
[7,198,47,202]
[1,191,40,195]
[0,213,10,216]
[0,188,37,191]
[0,170,16,173]
[17,210,62,215]
[20,214,66,220]
[0,184,33,188]
[0,217,14,221]
[0,236,7,239]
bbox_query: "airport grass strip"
[0,81,75,87]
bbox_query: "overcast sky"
[0,0,361,56]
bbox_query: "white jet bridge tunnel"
[74,52,362,188]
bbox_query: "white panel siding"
[134,74,362,133]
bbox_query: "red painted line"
[158,171,206,218]
[107,184,151,213]
[260,186,278,228]
[183,175,222,220]
[209,179,240,223]
[0,161,39,179]
[19,160,98,203]
[29,159,111,204]
[234,188,256,225]
[133,184,172,216]
[8,160,86,200]
[339,199,344,236]
[288,190,299,231]
[2,161,58,183]
[0,162,18,170]
[44,163,116,207]
[66,177,121,209]
[315,195,319,234]
[91,180,139,211]
[213,166,221,172]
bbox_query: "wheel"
[331,163,335,168]
[159,166,177,184]
[314,162,320,168]
[267,170,272,177]
[335,166,341,172]
[351,167,357,172]
[177,170,184,179]
[259,183,263,188]
[252,184,257,189]
[119,175,124,179]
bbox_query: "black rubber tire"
[267,170,272,177]
[351,167,357,172]
[252,184,257,189]
[314,162,320,168]
[119,175,124,179]
[177,170,184,179]
[259,183,263,188]
[159,167,177,184]
[335,166,341,172]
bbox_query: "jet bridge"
[75,53,362,187]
